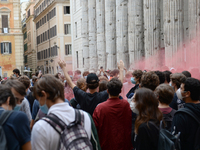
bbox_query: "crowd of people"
[0,59,200,150]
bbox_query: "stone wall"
[73,0,200,71]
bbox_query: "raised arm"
[58,59,76,89]
[118,60,124,83]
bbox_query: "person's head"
[154,71,165,84]
[18,75,30,91]
[99,80,108,92]
[140,71,160,91]
[132,70,143,84]
[32,76,38,84]
[13,68,20,77]
[77,78,87,92]
[182,71,191,78]
[111,69,119,78]
[163,70,172,84]
[99,75,109,83]
[75,70,81,76]
[134,88,163,134]
[125,71,132,83]
[107,78,122,97]
[86,73,99,89]
[5,80,26,104]
[33,75,65,108]
[83,71,89,78]
[170,73,186,90]
[154,84,174,105]
[0,85,16,110]
[180,77,200,102]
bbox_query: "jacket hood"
[185,103,200,116]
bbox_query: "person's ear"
[41,90,47,99]
[107,89,109,94]
[6,97,10,106]
[185,91,190,98]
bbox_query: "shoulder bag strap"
[176,108,200,125]
[0,110,13,126]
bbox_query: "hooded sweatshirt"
[171,103,200,150]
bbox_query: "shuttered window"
[64,24,71,34]
[64,6,70,14]
[65,44,72,55]
[0,42,12,54]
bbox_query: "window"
[27,9,30,18]
[2,15,8,33]
[76,51,79,68]
[0,42,11,54]
[65,45,72,55]
[75,22,77,38]
[64,24,71,34]
[24,43,27,51]
[24,32,27,40]
[24,55,28,63]
[64,6,70,14]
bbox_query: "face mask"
[64,80,67,83]
[130,101,139,114]
[39,98,49,114]
[176,88,183,100]
[14,104,22,111]
[13,74,16,77]
[78,75,81,78]
[131,77,136,84]
[84,76,87,79]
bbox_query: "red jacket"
[93,98,132,150]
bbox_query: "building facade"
[24,0,37,73]
[33,0,72,75]
[0,0,23,78]
[71,0,200,72]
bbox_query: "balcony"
[0,28,9,34]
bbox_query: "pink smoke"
[129,33,200,79]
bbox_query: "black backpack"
[43,109,93,150]
[150,121,181,150]
[176,108,200,150]
[0,110,13,150]
[163,109,176,132]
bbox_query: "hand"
[58,58,66,69]
[118,60,124,70]
[124,67,127,71]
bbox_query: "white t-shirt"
[31,103,91,150]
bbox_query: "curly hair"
[170,73,186,89]
[141,71,160,91]
[132,70,143,82]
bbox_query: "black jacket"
[172,103,200,150]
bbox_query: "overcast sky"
[20,0,29,3]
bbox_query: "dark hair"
[182,77,200,101]
[111,69,119,77]
[0,85,16,109]
[83,71,89,77]
[107,78,122,96]
[170,73,186,89]
[5,80,26,96]
[154,84,174,105]
[18,75,30,89]
[163,71,172,83]
[182,71,191,78]
[75,70,81,75]
[154,71,165,84]
[132,70,143,82]
[35,71,39,77]
[13,68,20,75]
[33,75,64,102]
[99,80,108,92]
[141,71,160,91]
[87,82,99,89]
[134,88,163,134]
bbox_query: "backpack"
[163,109,176,132]
[149,121,181,150]
[0,110,13,150]
[176,108,200,150]
[42,109,93,150]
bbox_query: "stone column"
[116,0,129,69]
[105,0,116,70]
[96,0,106,69]
[143,0,161,68]
[88,0,97,72]
[128,0,144,69]
[163,0,184,68]
[188,0,200,68]
[82,0,90,71]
